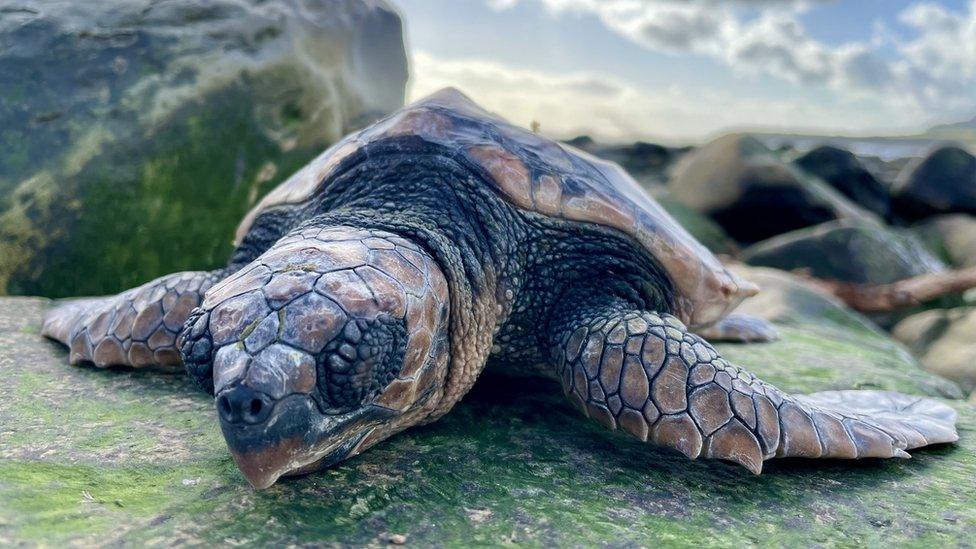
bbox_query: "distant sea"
[756,134,968,161]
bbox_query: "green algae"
[1,83,320,298]
[1,297,973,546]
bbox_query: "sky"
[390,0,976,143]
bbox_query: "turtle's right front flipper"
[547,294,958,474]
[42,270,224,368]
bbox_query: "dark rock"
[569,139,688,187]
[912,214,976,268]
[669,134,875,244]
[0,0,407,297]
[794,145,890,218]
[564,135,596,149]
[742,220,945,284]
[891,146,976,221]
[610,141,673,174]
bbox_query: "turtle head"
[180,227,450,488]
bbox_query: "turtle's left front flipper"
[42,270,224,368]
[547,295,958,474]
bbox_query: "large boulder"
[794,145,890,218]
[0,0,407,297]
[742,220,945,284]
[893,307,976,395]
[669,134,875,244]
[891,146,976,222]
[0,286,969,545]
[912,214,976,268]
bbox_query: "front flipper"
[42,270,224,368]
[548,297,957,474]
[695,313,779,343]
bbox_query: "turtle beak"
[216,385,397,489]
[229,436,307,490]
[216,387,318,489]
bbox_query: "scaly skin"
[177,225,451,488]
[41,270,226,368]
[548,290,957,473]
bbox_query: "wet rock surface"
[742,220,945,284]
[668,135,875,244]
[2,293,972,545]
[0,0,407,297]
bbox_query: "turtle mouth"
[217,393,396,489]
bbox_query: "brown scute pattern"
[234,88,757,329]
[198,226,449,416]
[554,308,960,474]
[41,271,221,368]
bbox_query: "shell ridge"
[236,88,758,326]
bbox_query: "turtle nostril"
[216,385,274,425]
[218,395,233,418]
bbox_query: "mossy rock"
[1,288,972,546]
[0,0,407,298]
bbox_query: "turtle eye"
[316,314,407,413]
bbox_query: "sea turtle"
[43,89,958,489]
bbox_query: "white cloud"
[408,50,920,140]
[488,0,976,123]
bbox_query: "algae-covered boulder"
[0,0,407,297]
[669,134,875,244]
[912,214,976,268]
[891,146,976,222]
[893,307,976,396]
[1,286,971,545]
[794,145,890,218]
[742,220,945,284]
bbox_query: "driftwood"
[803,266,976,313]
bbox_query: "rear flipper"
[696,313,779,343]
[548,296,957,474]
[42,270,223,368]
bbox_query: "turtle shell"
[235,88,758,328]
